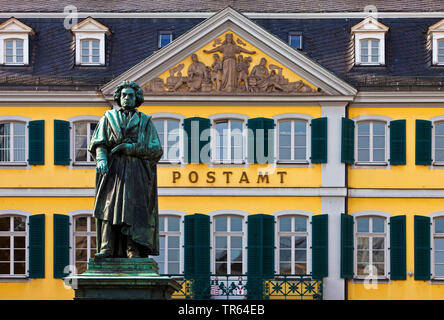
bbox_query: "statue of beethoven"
[88,81,163,259]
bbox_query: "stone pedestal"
[66,258,181,300]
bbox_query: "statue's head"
[191,54,198,63]
[113,81,144,109]
[260,58,267,66]
[225,33,233,43]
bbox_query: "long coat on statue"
[88,109,163,256]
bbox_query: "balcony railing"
[163,274,323,300]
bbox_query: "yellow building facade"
[1,7,444,300]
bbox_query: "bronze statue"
[88,81,163,259]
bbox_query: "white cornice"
[354,91,444,104]
[1,12,444,19]
[100,7,357,97]
[0,91,109,105]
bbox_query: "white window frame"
[352,211,391,281]
[430,212,444,280]
[68,116,100,167]
[155,210,185,275]
[273,210,312,276]
[0,210,31,279]
[151,113,185,165]
[354,34,386,66]
[431,34,444,65]
[3,38,25,65]
[158,31,173,48]
[430,116,444,166]
[74,33,105,66]
[288,32,302,50]
[209,210,248,275]
[209,114,248,165]
[273,114,312,164]
[80,38,101,65]
[68,210,96,275]
[0,116,30,167]
[353,115,391,166]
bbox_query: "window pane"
[294,236,306,249]
[372,218,385,233]
[435,136,444,149]
[75,236,87,249]
[373,237,385,249]
[436,150,444,161]
[280,263,291,274]
[0,249,10,261]
[231,236,242,249]
[13,216,26,231]
[373,122,385,135]
[374,263,385,276]
[90,218,96,232]
[357,237,369,249]
[5,40,13,48]
[168,262,180,274]
[279,147,291,160]
[0,237,10,248]
[280,249,291,261]
[14,249,25,261]
[289,35,301,49]
[279,217,291,232]
[159,33,172,47]
[75,217,87,232]
[294,263,306,275]
[358,149,370,162]
[230,217,242,232]
[435,238,444,250]
[231,249,242,262]
[0,263,9,274]
[279,121,291,136]
[168,236,179,249]
[435,218,444,233]
[14,262,25,275]
[358,136,370,149]
[159,216,164,232]
[357,218,369,232]
[373,149,385,162]
[215,250,227,262]
[76,249,87,262]
[373,136,385,149]
[215,217,227,232]
[215,236,227,249]
[280,236,291,249]
[294,250,306,262]
[231,263,242,274]
[436,123,444,135]
[215,263,227,274]
[168,249,179,261]
[358,122,370,135]
[0,217,9,231]
[82,41,89,49]
[357,250,369,263]
[14,237,25,248]
[92,40,99,49]
[435,264,444,277]
[373,250,385,263]
[294,148,306,160]
[294,217,307,232]
[167,217,180,232]
[294,135,306,147]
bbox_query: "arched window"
[212,215,245,274]
[152,119,181,163]
[72,214,96,274]
[355,120,388,164]
[153,214,182,274]
[73,121,98,164]
[0,120,26,163]
[354,215,388,278]
[0,214,28,276]
[277,119,309,163]
[277,215,309,274]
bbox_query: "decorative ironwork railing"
[163,274,323,300]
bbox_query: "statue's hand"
[111,143,135,156]
[96,159,108,175]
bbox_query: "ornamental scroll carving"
[143,33,320,95]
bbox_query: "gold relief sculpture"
[143,33,320,95]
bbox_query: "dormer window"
[0,18,33,66]
[428,19,444,65]
[71,17,110,66]
[351,17,388,66]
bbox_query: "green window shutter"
[28,214,45,278]
[414,215,431,280]
[53,214,70,279]
[183,117,211,163]
[340,213,354,279]
[184,214,210,299]
[390,120,406,165]
[247,118,274,164]
[247,214,275,300]
[312,214,328,280]
[341,117,355,164]
[28,120,45,165]
[311,117,328,163]
[415,120,432,165]
[390,215,406,280]
[54,120,70,165]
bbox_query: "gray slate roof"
[1,0,444,13]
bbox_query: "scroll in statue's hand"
[111,143,136,156]
[96,159,108,175]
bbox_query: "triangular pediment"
[71,17,110,35]
[0,18,34,34]
[351,17,389,33]
[101,7,356,98]
[428,19,444,33]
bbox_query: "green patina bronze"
[88,80,163,259]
